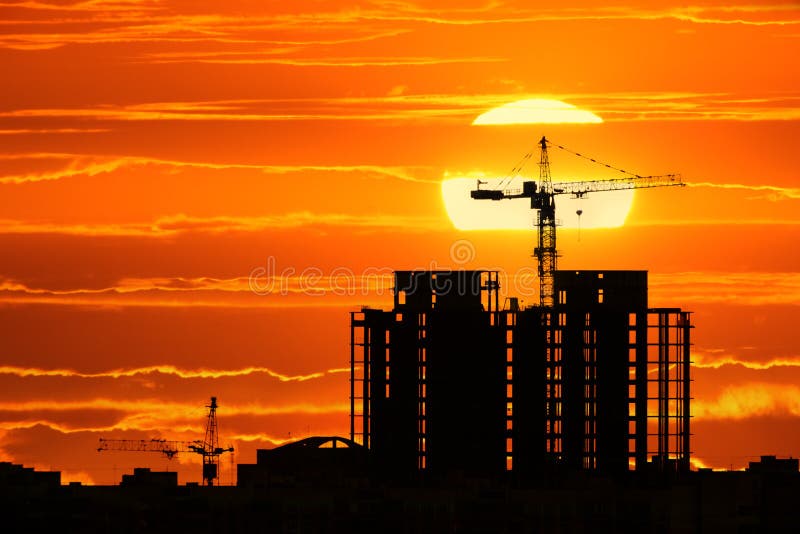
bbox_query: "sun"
[447,99,614,229]
[473,99,603,125]
[447,99,618,230]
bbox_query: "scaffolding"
[648,309,692,471]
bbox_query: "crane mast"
[197,396,233,486]
[471,136,684,307]
[534,136,557,307]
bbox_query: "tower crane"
[197,396,233,486]
[97,396,234,486]
[471,136,684,307]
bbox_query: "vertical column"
[350,312,356,443]
[680,311,692,470]
[634,312,648,471]
[364,320,373,449]
[506,311,514,471]
[658,311,669,466]
[349,311,370,447]
[646,309,692,472]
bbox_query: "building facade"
[350,270,691,478]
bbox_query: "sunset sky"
[1,0,799,484]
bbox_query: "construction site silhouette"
[0,133,794,533]
[2,269,799,532]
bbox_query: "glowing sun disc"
[473,99,603,125]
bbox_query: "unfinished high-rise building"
[350,270,691,478]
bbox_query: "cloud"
[145,55,504,67]
[1,1,158,13]
[1,2,796,53]
[0,128,111,135]
[0,398,349,434]
[662,4,800,27]
[686,181,800,201]
[0,399,342,416]
[0,220,154,237]
[572,92,800,122]
[627,219,800,227]
[693,383,800,420]
[0,364,347,382]
[2,92,797,129]
[649,272,800,305]
[0,269,397,308]
[0,155,131,184]
[0,152,437,184]
[693,351,800,371]
[257,3,800,28]
[0,100,479,124]
[0,272,393,308]
[0,211,441,236]
[229,432,305,446]
[152,212,442,232]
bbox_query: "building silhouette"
[238,436,367,488]
[350,270,691,479]
[120,468,178,488]
[0,462,60,489]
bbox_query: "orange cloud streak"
[693,352,800,371]
[0,212,442,236]
[649,272,800,305]
[0,399,349,435]
[0,153,436,184]
[0,398,348,416]
[687,181,800,200]
[2,3,796,55]
[693,383,800,420]
[0,364,350,382]
[2,92,799,133]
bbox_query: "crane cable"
[550,141,644,179]
[496,149,534,191]
[492,139,651,192]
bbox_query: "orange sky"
[1,0,799,484]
